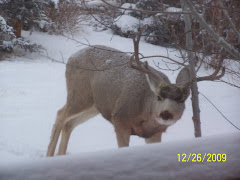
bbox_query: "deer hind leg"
[46,106,67,157]
[57,106,99,155]
[145,131,163,144]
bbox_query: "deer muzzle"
[160,111,173,120]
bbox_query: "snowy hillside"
[0,24,240,179]
[0,132,239,180]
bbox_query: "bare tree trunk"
[13,17,22,38]
[180,0,201,137]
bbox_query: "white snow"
[166,7,182,12]
[0,15,7,26]
[115,15,141,33]
[115,14,154,32]
[105,59,112,64]
[121,3,137,9]
[142,16,154,25]
[0,15,14,35]
[85,0,105,8]
[85,0,117,9]
[0,18,240,179]
[121,3,137,15]
[0,133,239,180]
[51,0,59,6]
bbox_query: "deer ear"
[146,74,160,95]
[176,67,191,99]
[176,66,190,85]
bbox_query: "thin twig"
[140,55,186,67]
[200,92,240,131]
[43,49,128,72]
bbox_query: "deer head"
[145,67,191,126]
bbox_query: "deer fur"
[46,45,191,156]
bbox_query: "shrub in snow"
[0,16,16,52]
[0,0,53,34]
[120,3,141,18]
[45,0,85,35]
[144,11,185,47]
[112,15,141,38]
[134,0,167,19]
[0,16,40,54]
[81,0,121,32]
[111,2,184,47]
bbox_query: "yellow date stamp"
[178,153,227,162]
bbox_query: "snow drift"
[0,132,239,180]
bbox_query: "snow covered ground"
[0,132,239,180]
[0,25,240,178]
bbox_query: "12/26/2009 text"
[178,153,227,162]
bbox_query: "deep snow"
[0,24,240,179]
[0,132,239,180]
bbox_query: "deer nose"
[160,111,173,120]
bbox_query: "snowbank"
[1,133,239,180]
[115,15,140,33]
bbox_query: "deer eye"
[176,97,184,103]
[178,99,184,103]
[175,96,182,101]
[157,96,163,101]
[160,91,166,99]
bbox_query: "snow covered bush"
[146,9,185,46]
[111,0,240,53]
[112,14,141,38]
[0,16,14,50]
[0,0,52,35]
[83,0,185,47]
[0,16,16,52]
[80,0,121,32]
[111,1,184,47]
[0,16,40,55]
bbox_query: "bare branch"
[43,49,128,72]
[129,25,161,81]
[197,56,225,82]
[197,68,225,82]
[140,55,186,67]
[200,92,240,130]
[196,54,205,73]
[217,0,240,42]
[61,34,133,55]
[153,60,181,72]
[184,0,240,60]
[217,79,240,89]
[59,51,64,63]
[199,2,240,14]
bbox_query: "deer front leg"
[145,131,163,144]
[114,122,131,148]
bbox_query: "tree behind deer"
[46,45,191,156]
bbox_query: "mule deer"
[46,45,190,156]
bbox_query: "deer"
[46,45,191,157]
